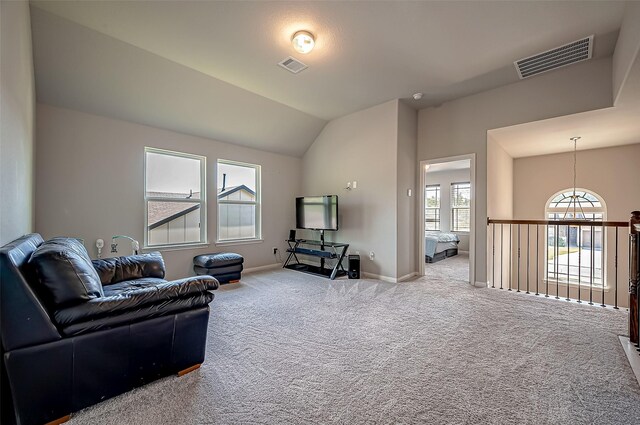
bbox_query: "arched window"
[545,189,606,286]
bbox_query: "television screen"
[296,195,338,230]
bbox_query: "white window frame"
[544,188,607,288]
[216,159,262,243]
[425,184,441,231]
[144,147,207,249]
[451,182,471,233]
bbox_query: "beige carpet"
[68,267,640,424]
[424,251,469,282]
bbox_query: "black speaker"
[348,254,360,279]
[289,229,296,241]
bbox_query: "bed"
[425,231,460,263]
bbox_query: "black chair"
[1,234,218,425]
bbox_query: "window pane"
[146,151,201,200]
[451,183,470,207]
[218,204,256,240]
[545,189,605,286]
[147,200,201,246]
[218,162,256,194]
[217,160,260,241]
[452,208,470,232]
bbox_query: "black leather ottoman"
[193,253,244,283]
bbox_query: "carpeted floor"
[424,251,469,282]
[69,268,640,424]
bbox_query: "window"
[217,160,261,242]
[451,182,471,232]
[144,148,206,247]
[545,189,606,287]
[425,185,441,231]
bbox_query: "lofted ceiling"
[30,1,629,157]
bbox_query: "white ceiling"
[29,1,630,157]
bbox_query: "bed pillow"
[29,237,104,307]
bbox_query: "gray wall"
[35,104,302,280]
[301,100,399,280]
[424,168,471,251]
[510,143,640,308]
[612,2,640,104]
[396,102,417,279]
[0,0,35,245]
[418,57,613,284]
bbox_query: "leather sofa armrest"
[93,252,166,285]
[54,276,218,326]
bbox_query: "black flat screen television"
[296,195,338,230]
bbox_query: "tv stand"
[283,234,349,280]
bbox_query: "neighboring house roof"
[146,186,255,230]
[217,185,255,199]
[147,191,201,230]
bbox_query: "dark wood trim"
[487,218,629,227]
[45,415,71,425]
[631,294,639,344]
[177,364,201,377]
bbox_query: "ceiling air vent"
[278,56,308,74]
[514,35,593,79]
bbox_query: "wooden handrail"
[487,218,629,227]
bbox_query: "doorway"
[419,154,475,285]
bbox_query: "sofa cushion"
[54,276,219,327]
[58,294,214,336]
[102,277,167,296]
[29,237,104,307]
[92,252,165,285]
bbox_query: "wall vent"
[514,35,593,79]
[278,56,308,74]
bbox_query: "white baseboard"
[619,336,640,387]
[362,272,398,283]
[243,263,281,274]
[397,272,418,282]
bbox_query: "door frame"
[418,153,476,285]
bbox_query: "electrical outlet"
[369,251,375,260]
[352,181,357,189]
[273,247,278,255]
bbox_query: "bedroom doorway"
[419,155,475,285]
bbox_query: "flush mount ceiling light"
[292,30,315,54]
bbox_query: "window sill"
[143,242,209,252]
[216,238,264,247]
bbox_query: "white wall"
[612,1,640,105]
[510,143,640,307]
[35,104,302,280]
[396,102,417,280]
[301,100,399,280]
[424,168,471,251]
[0,0,35,245]
[486,135,514,288]
[418,57,614,284]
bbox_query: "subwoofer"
[348,254,360,279]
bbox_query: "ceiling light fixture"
[413,93,423,100]
[563,136,583,220]
[292,30,315,54]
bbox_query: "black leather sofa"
[0,234,218,425]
